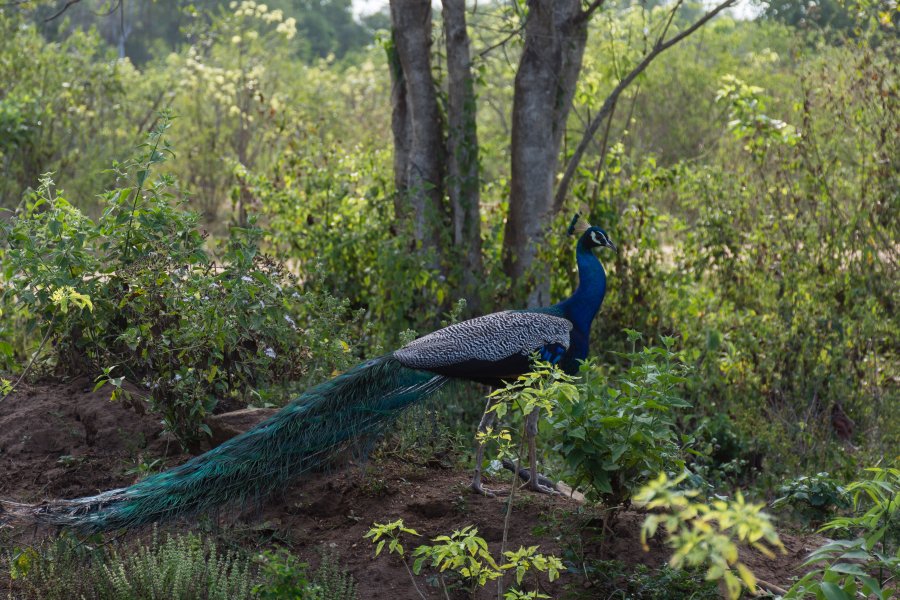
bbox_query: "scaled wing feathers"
[393,311,572,370]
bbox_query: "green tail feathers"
[3,356,447,532]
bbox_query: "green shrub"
[580,560,720,600]
[548,332,691,506]
[772,472,850,526]
[635,472,785,600]
[0,11,144,210]
[664,50,899,482]
[0,116,363,446]
[7,530,257,600]
[253,548,320,600]
[686,413,760,488]
[5,531,359,600]
[365,519,562,600]
[786,465,900,600]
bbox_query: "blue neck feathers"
[555,240,607,359]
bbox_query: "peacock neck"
[556,242,606,355]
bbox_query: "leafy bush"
[786,465,900,600]
[685,412,761,488]
[635,472,785,600]
[772,472,850,526]
[0,117,362,445]
[253,548,319,600]
[664,50,899,482]
[5,531,358,600]
[0,11,146,209]
[548,332,691,506]
[580,560,720,600]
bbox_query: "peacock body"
[0,220,615,531]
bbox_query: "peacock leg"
[523,409,558,494]
[470,397,506,497]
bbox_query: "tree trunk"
[387,31,411,220]
[389,0,446,255]
[117,0,133,60]
[503,0,588,306]
[442,0,483,309]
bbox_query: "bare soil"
[0,379,822,598]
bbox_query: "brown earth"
[0,380,822,599]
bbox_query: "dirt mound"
[0,378,184,501]
[0,381,819,598]
[253,465,819,599]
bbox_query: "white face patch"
[590,231,603,246]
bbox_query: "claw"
[500,459,558,493]
[523,480,559,495]
[469,481,508,498]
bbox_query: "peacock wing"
[392,311,572,383]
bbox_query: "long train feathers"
[1,356,446,532]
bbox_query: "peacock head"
[567,212,617,253]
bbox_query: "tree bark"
[442,0,483,308]
[386,30,410,220]
[503,0,588,306]
[389,0,446,254]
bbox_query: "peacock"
[0,213,615,532]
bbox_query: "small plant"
[634,472,785,600]
[786,465,899,600]
[254,547,321,600]
[412,525,503,594]
[500,545,563,594]
[6,529,258,600]
[772,472,850,526]
[364,519,428,599]
[124,456,165,479]
[365,520,563,599]
[486,359,580,423]
[312,550,358,600]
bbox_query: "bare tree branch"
[656,0,684,45]
[44,0,82,21]
[476,25,523,58]
[579,0,608,22]
[553,0,736,213]
[92,0,120,17]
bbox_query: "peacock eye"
[590,231,602,245]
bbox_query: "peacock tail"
[0,356,447,532]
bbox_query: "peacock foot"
[500,459,559,495]
[470,478,509,498]
[523,479,559,495]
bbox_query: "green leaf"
[857,575,884,600]
[568,426,586,440]
[827,563,867,576]
[864,525,887,550]
[837,550,870,560]
[819,582,853,600]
